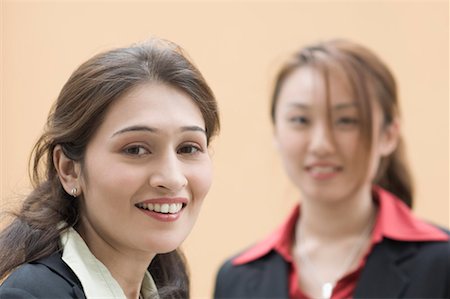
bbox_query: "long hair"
[271,39,413,207]
[0,38,220,298]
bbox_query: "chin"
[146,234,188,254]
[155,244,181,254]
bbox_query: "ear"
[379,118,400,157]
[53,145,82,197]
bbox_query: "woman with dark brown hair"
[0,38,220,299]
[214,39,449,299]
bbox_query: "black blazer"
[0,252,86,299]
[214,236,450,299]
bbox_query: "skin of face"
[274,66,397,204]
[74,82,212,260]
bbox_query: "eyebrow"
[333,102,358,110]
[287,102,357,110]
[111,125,206,137]
[180,126,206,134]
[288,102,310,109]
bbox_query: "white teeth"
[310,166,336,174]
[137,202,183,214]
[160,204,169,213]
[169,203,177,213]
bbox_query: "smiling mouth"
[307,166,340,174]
[135,202,185,214]
[304,164,343,180]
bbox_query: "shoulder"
[214,250,289,299]
[375,226,449,265]
[391,225,449,255]
[357,231,449,298]
[369,228,449,278]
[0,253,85,299]
[413,226,450,263]
[217,249,287,275]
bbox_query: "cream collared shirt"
[60,227,159,299]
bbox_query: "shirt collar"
[372,186,449,242]
[60,227,159,299]
[233,186,448,266]
[233,205,298,265]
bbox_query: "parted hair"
[271,39,413,207]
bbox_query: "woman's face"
[77,82,212,257]
[274,66,396,203]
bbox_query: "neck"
[99,251,150,299]
[76,222,155,299]
[298,185,376,241]
[292,185,377,298]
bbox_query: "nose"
[149,152,187,192]
[309,123,335,156]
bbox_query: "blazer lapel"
[246,251,290,298]
[36,252,87,299]
[354,239,418,298]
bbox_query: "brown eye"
[292,116,309,124]
[124,145,149,156]
[177,144,202,154]
[288,115,310,127]
[335,117,359,128]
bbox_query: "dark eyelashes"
[122,143,205,157]
[287,116,360,127]
[177,143,205,154]
[123,145,150,156]
[336,117,359,125]
[289,116,310,124]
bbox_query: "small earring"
[71,187,78,198]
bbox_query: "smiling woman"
[0,39,219,299]
[214,39,449,299]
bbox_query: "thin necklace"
[296,215,375,299]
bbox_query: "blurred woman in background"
[214,39,449,299]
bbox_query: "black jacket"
[0,252,86,299]
[214,236,450,298]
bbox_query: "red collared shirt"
[233,186,449,299]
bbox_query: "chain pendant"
[322,282,333,299]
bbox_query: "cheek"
[338,133,374,179]
[81,155,147,200]
[276,131,308,159]
[339,137,359,157]
[92,169,144,194]
[188,160,213,202]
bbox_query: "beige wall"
[2,1,449,297]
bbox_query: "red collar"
[371,186,448,242]
[233,186,449,266]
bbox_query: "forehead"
[97,82,205,134]
[278,64,354,106]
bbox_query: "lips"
[136,202,183,214]
[135,198,188,221]
[305,163,342,180]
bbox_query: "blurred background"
[1,0,448,297]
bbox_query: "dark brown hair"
[271,39,413,207]
[0,38,220,298]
